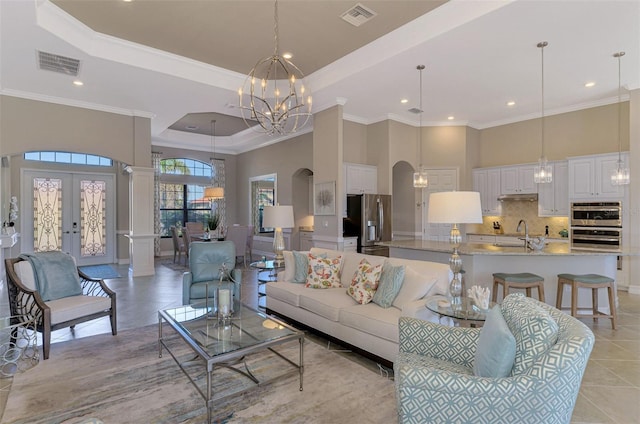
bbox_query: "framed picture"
[314,181,336,216]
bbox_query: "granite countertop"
[379,239,635,256]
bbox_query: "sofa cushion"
[392,267,438,309]
[340,303,401,343]
[305,254,343,289]
[298,288,356,322]
[501,294,559,376]
[372,262,405,308]
[266,281,308,307]
[473,305,516,378]
[347,259,383,305]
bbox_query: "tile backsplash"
[467,201,569,238]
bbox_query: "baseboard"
[628,285,640,296]
[266,308,393,369]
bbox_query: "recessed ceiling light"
[507,101,516,106]
[282,52,293,59]
[447,116,454,120]
[400,99,408,104]
[73,80,83,86]
[585,82,596,88]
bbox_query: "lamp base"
[273,228,285,267]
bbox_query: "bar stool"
[556,274,617,329]
[492,272,545,303]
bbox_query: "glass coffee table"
[158,304,303,423]
[425,296,496,327]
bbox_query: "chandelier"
[611,51,629,185]
[413,65,428,188]
[204,119,224,200]
[533,41,552,184]
[238,0,312,136]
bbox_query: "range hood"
[497,193,538,202]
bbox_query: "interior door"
[21,170,116,266]
[422,169,458,241]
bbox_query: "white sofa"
[265,247,452,364]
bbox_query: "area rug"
[78,264,122,280]
[2,324,397,423]
[161,259,188,272]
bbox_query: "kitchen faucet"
[517,219,529,248]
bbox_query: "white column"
[628,88,640,295]
[124,166,157,277]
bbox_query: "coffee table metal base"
[158,308,303,423]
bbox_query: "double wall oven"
[570,201,622,251]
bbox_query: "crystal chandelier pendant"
[611,160,630,186]
[413,166,429,188]
[534,157,553,183]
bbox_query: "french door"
[422,168,459,241]
[21,170,116,266]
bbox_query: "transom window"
[24,151,112,166]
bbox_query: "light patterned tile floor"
[0,259,638,423]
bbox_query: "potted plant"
[207,213,220,232]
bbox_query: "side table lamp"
[427,191,483,306]
[263,204,295,267]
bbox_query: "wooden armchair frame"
[5,257,117,359]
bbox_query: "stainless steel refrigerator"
[345,194,392,257]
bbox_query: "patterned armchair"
[395,294,595,424]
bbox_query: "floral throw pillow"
[305,254,343,289]
[347,258,383,304]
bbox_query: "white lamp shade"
[204,186,224,199]
[427,191,483,224]
[263,205,295,229]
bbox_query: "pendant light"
[611,51,630,185]
[533,41,552,184]
[413,65,428,188]
[204,120,224,199]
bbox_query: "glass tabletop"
[159,304,299,358]
[249,260,284,270]
[425,296,495,322]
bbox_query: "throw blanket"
[19,252,83,302]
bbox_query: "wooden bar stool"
[556,274,617,329]
[492,272,545,303]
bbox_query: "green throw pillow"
[372,262,405,308]
[292,251,309,283]
[473,305,516,377]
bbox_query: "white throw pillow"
[281,251,295,282]
[392,267,438,309]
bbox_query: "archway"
[392,161,420,239]
[291,168,314,250]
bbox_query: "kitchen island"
[380,239,633,313]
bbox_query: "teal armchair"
[182,241,241,306]
[395,294,595,424]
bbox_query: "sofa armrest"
[401,299,452,325]
[182,272,193,305]
[399,317,480,366]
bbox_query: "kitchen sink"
[493,242,526,248]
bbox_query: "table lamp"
[263,204,294,266]
[427,191,483,305]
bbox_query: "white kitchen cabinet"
[343,237,357,252]
[538,161,569,216]
[472,168,502,216]
[568,153,626,199]
[344,163,377,194]
[300,231,314,251]
[500,165,537,194]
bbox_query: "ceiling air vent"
[37,51,80,76]
[341,3,377,27]
[408,107,423,114]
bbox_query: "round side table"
[425,296,495,328]
[0,315,39,377]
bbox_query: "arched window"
[158,158,226,237]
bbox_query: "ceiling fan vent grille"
[37,51,80,76]
[408,107,423,114]
[341,3,377,27]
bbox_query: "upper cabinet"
[500,165,537,194]
[473,168,502,216]
[344,163,377,194]
[538,161,568,217]
[568,153,626,199]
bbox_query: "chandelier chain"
[539,41,547,159]
[273,0,279,56]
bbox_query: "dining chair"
[185,221,205,234]
[170,226,187,265]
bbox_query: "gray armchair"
[182,241,241,306]
[5,253,116,360]
[395,294,594,424]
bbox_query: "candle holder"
[217,287,233,325]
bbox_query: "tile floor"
[1,258,639,423]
